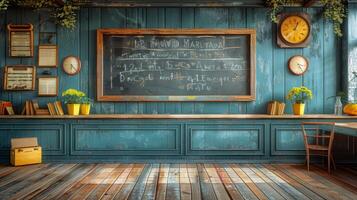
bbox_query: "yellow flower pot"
[80,104,91,115]
[293,103,305,115]
[67,104,80,115]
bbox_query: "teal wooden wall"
[0,7,340,114]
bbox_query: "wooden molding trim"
[0,114,357,119]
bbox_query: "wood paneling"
[0,7,340,115]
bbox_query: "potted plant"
[286,86,313,115]
[62,88,85,115]
[80,96,93,115]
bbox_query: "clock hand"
[294,22,299,31]
[297,63,305,72]
[71,64,76,72]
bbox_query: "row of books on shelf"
[21,100,64,116]
[267,101,285,115]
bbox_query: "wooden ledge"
[0,114,357,119]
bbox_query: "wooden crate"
[10,137,42,166]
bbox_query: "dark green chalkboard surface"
[97,29,256,101]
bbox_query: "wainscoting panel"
[0,122,66,156]
[186,123,266,155]
[271,124,306,156]
[70,123,183,155]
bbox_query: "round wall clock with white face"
[62,56,81,75]
[288,55,309,76]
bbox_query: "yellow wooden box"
[10,137,42,166]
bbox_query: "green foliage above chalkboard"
[0,0,79,29]
[266,0,346,37]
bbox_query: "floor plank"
[255,164,309,200]
[187,164,201,200]
[179,164,191,200]
[230,164,268,200]
[142,164,160,200]
[166,164,181,200]
[29,164,97,200]
[274,164,347,200]
[155,164,169,200]
[214,164,243,200]
[197,163,217,200]
[0,163,355,200]
[263,164,324,200]
[127,164,152,200]
[100,164,134,200]
[86,164,128,200]
[222,164,258,200]
[112,163,145,200]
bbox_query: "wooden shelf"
[0,114,357,119]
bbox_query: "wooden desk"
[332,123,357,137]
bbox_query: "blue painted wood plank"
[5,9,22,112]
[165,8,182,114]
[228,7,247,114]
[101,8,126,114]
[194,8,230,114]
[246,8,273,114]
[88,8,102,114]
[57,11,81,114]
[79,9,89,102]
[323,16,338,113]
[20,9,40,107]
[180,8,195,114]
[124,8,144,114]
[303,8,324,114]
[0,9,9,102]
[144,8,160,114]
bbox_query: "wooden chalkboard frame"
[97,29,256,102]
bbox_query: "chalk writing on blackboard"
[97,29,256,101]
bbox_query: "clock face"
[280,15,310,45]
[288,55,308,76]
[63,56,81,75]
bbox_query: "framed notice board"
[97,29,256,101]
[7,24,34,57]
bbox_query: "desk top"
[0,114,357,119]
[335,123,357,130]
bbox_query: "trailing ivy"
[266,0,346,37]
[321,0,346,37]
[0,0,79,29]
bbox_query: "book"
[53,102,60,115]
[55,101,64,115]
[35,108,50,115]
[32,100,39,110]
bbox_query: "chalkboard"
[97,29,256,101]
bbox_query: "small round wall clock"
[62,56,81,75]
[277,13,311,48]
[288,55,309,76]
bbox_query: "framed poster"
[38,76,58,96]
[38,45,58,67]
[3,65,36,91]
[7,24,34,57]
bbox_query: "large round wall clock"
[277,13,311,48]
[288,55,308,76]
[62,56,81,75]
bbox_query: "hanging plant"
[266,0,295,23]
[0,0,79,29]
[320,0,346,37]
[266,0,346,37]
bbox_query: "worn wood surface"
[0,114,357,119]
[0,163,356,200]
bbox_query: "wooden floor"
[0,164,357,200]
